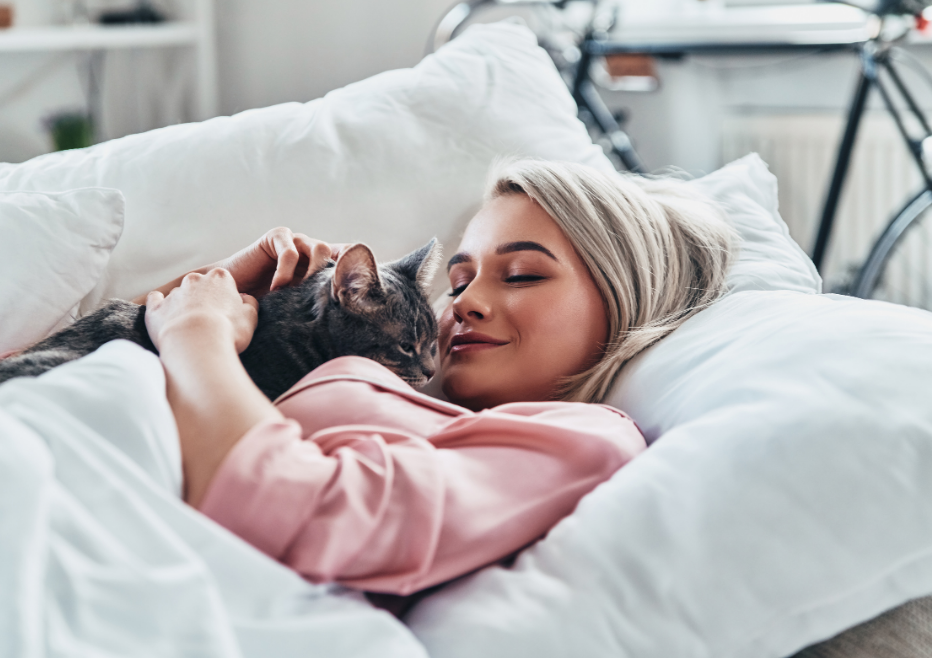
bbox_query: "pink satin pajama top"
[199,356,645,595]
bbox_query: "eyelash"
[448,275,545,297]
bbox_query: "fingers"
[292,233,314,262]
[146,267,258,352]
[292,233,325,281]
[251,227,341,291]
[178,268,237,295]
[261,227,294,262]
[180,271,202,287]
[240,293,259,312]
[272,230,335,286]
[307,239,333,281]
[269,229,301,292]
[146,290,165,308]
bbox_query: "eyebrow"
[446,241,559,271]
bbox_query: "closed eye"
[506,275,545,285]
[448,275,545,297]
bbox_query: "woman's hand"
[131,228,346,305]
[144,267,281,508]
[217,227,347,298]
[145,267,258,354]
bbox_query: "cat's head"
[326,238,441,388]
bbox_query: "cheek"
[437,304,455,350]
[519,285,606,349]
[512,282,607,381]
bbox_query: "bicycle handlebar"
[427,0,592,54]
[826,0,932,17]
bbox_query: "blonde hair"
[485,158,736,403]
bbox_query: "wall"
[0,0,452,163]
[216,0,451,114]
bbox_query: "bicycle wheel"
[851,188,932,310]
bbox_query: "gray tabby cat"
[0,239,441,400]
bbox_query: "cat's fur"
[0,239,442,400]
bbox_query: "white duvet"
[0,341,425,658]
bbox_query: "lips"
[449,332,509,354]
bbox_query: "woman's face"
[439,193,609,410]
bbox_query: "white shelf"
[0,22,199,53]
[610,4,878,46]
[0,2,216,121]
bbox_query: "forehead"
[457,194,573,257]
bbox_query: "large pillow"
[0,188,124,353]
[407,291,932,658]
[0,340,426,658]
[688,153,821,296]
[0,21,611,313]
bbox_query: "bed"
[2,20,932,658]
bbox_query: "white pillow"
[688,153,821,296]
[0,21,611,313]
[407,291,932,658]
[0,189,124,353]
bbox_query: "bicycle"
[429,0,645,174]
[813,1,932,306]
[430,0,932,311]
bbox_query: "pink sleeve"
[199,402,645,595]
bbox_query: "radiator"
[721,112,924,292]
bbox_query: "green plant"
[44,111,94,151]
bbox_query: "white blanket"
[0,341,426,658]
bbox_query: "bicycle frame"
[812,40,932,271]
[428,0,645,173]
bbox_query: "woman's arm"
[132,227,346,304]
[145,267,282,506]
[197,369,646,595]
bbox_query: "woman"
[143,159,735,595]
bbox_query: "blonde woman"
[142,159,735,596]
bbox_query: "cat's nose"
[421,363,435,380]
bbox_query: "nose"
[421,362,435,379]
[451,281,492,323]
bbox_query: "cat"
[0,239,442,400]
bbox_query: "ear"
[390,238,443,294]
[331,243,382,310]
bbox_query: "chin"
[441,372,500,411]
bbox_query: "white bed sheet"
[0,341,426,658]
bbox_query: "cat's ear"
[390,238,442,294]
[331,243,382,310]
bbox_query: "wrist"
[157,313,238,356]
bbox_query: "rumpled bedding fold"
[0,341,427,658]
